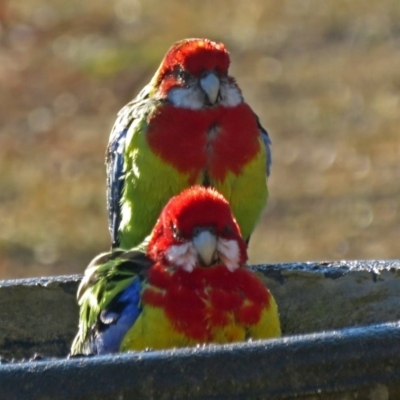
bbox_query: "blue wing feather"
[105,85,152,248]
[91,279,142,354]
[106,128,127,248]
[71,249,152,355]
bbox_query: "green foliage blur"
[1,0,400,278]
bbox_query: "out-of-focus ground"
[0,0,400,279]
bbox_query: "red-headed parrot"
[71,186,280,355]
[106,38,271,249]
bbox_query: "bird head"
[148,186,248,272]
[152,38,242,109]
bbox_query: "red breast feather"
[147,103,260,182]
[142,265,271,341]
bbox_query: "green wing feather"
[70,239,151,355]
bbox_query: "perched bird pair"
[71,38,280,355]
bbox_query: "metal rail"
[1,260,400,399]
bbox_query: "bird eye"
[172,224,182,240]
[222,224,232,236]
[177,67,189,81]
[193,227,201,236]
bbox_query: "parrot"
[71,186,280,355]
[106,38,272,250]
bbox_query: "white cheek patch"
[168,87,205,109]
[168,82,243,109]
[219,83,242,107]
[166,242,197,272]
[217,239,240,272]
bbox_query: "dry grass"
[1,0,400,278]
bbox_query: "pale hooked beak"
[200,72,220,105]
[192,228,218,266]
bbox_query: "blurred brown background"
[0,0,399,279]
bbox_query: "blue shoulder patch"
[93,278,142,354]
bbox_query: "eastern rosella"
[71,186,280,355]
[107,38,271,249]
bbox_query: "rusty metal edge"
[1,321,400,400]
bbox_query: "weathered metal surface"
[2,322,400,399]
[0,275,80,359]
[1,260,400,399]
[2,260,400,359]
[255,260,400,334]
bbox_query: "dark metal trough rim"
[1,258,399,288]
[2,321,400,400]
